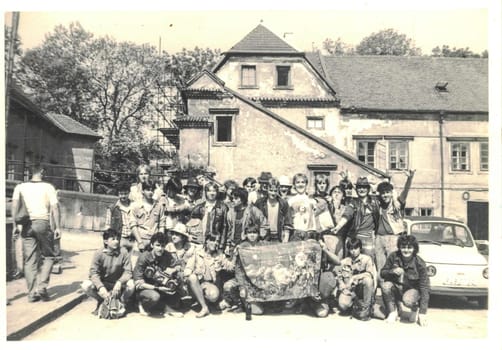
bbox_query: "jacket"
[380,251,430,314]
[227,204,268,244]
[342,196,380,236]
[191,200,229,250]
[254,197,293,241]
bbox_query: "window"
[241,65,256,87]
[307,116,324,130]
[419,208,433,216]
[404,208,415,216]
[215,116,233,143]
[357,141,376,167]
[451,142,470,171]
[480,142,488,171]
[276,66,291,87]
[389,141,408,170]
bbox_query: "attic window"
[435,81,448,92]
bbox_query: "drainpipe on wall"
[439,111,445,217]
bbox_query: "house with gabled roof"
[6,85,101,192]
[171,24,489,240]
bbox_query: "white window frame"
[357,140,376,167]
[389,140,409,170]
[451,142,470,171]
[480,142,488,171]
[306,116,324,130]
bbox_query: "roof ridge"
[227,24,298,54]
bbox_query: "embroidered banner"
[235,241,322,302]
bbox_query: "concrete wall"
[57,190,117,232]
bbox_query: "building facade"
[171,25,488,240]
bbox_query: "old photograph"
[3,0,501,347]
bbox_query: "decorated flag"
[235,241,322,302]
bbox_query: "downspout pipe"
[439,111,445,217]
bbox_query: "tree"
[322,37,354,56]
[431,45,486,58]
[13,22,221,192]
[356,28,421,56]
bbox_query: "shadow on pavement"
[47,281,83,300]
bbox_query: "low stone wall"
[57,190,117,232]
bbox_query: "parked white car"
[403,216,488,308]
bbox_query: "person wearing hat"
[256,171,273,201]
[278,175,292,200]
[166,223,210,318]
[374,169,416,288]
[183,177,202,207]
[184,235,234,317]
[332,176,380,259]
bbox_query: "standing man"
[11,163,61,302]
[106,181,134,253]
[332,177,380,259]
[374,169,415,286]
[255,178,293,243]
[129,181,166,252]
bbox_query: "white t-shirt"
[13,181,58,221]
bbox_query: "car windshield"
[410,222,474,247]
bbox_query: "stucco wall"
[183,95,384,193]
[216,56,332,99]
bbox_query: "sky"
[2,1,493,56]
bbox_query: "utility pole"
[5,12,20,129]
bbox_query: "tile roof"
[45,113,101,139]
[227,24,299,54]
[313,55,488,112]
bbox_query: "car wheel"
[474,296,488,309]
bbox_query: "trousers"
[22,220,57,297]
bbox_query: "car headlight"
[482,267,488,279]
[426,265,436,277]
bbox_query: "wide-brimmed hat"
[257,171,273,183]
[169,223,189,238]
[183,177,200,190]
[355,177,371,188]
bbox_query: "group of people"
[81,164,430,325]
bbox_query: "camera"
[144,266,179,293]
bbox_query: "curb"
[7,293,88,341]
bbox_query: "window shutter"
[375,140,387,170]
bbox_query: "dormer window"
[275,65,292,89]
[240,65,256,88]
[435,81,448,92]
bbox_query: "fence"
[5,160,219,194]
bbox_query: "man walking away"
[11,163,61,302]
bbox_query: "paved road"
[25,294,487,342]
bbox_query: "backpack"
[98,296,126,319]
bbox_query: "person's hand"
[53,228,61,240]
[98,286,110,300]
[13,225,21,238]
[418,314,427,327]
[157,286,175,295]
[319,240,326,250]
[392,267,404,276]
[403,169,416,177]
[111,281,122,298]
